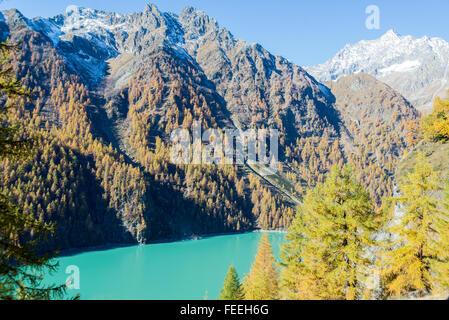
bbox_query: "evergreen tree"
[0,42,66,300]
[243,233,279,300]
[219,265,243,300]
[0,43,30,158]
[281,165,377,300]
[381,153,448,297]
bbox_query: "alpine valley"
[0,3,437,253]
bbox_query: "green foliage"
[0,194,66,300]
[423,95,449,142]
[219,265,244,300]
[0,42,32,159]
[281,165,377,300]
[381,153,449,297]
[243,233,279,300]
[0,42,67,300]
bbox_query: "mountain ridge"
[0,4,420,252]
[306,29,449,113]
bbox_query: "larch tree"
[280,165,377,300]
[243,233,279,300]
[381,153,448,297]
[0,42,67,300]
[219,264,244,300]
[423,94,449,142]
[432,181,449,292]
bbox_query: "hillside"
[0,4,420,252]
[396,141,449,183]
[327,73,420,204]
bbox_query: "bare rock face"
[6,4,337,142]
[178,7,335,139]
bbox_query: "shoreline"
[57,229,287,258]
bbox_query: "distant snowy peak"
[42,6,128,39]
[65,5,79,14]
[381,29,401,40]
[306,29,449,112]
[307,29,448,81]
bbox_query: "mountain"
[326,73,420,202]
[0,4,420,252]
[306,30,449,113]
[25,5,336,137]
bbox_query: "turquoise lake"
[47,232,285,300]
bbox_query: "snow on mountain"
[379,60,421,75]
[0,6,182,85]
[5,4,446,114]
[30,18,63,45]
[22,4,212,84]
[306,30,449,113]
[60,6,126,34]
[66,5,79,14]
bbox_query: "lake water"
[47,232,285,300]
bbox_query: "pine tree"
[381,153,448,297]
[0,43,31,158]
[243,233,279,300]
[219,265,243,300]
[281,165,377,300]
[0,42,67,300]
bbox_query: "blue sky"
[0,0,448,66]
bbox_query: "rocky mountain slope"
[326,73,420,202]
[306,30,449,113]
[27,5,335,141]
[0,4,420,252]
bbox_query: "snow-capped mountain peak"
[59,6,125,34]
[380,29,401,40]
[306,30,449,112]
[65,5,79,14]
[2,3,244,87]
[17,4,188,84]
